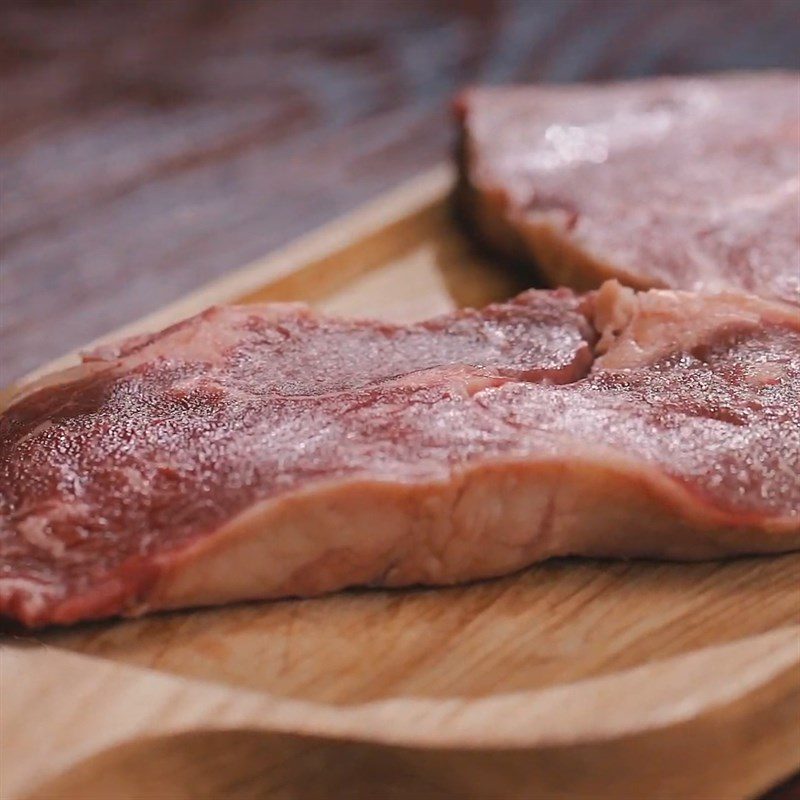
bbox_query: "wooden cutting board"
[2,166,799,800]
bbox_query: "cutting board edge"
[4,625,799,800]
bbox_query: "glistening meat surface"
[1,284,799,627]
[455,72,800,306]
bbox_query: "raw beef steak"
[455,72,800,306]
[2,284,798,627]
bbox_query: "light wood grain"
[4,627,800,800]
[47,556,800,706]
[2,169,799,800]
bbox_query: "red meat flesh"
[456,72,800,306]
[1,284,798,627]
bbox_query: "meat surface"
[455,72,800,306]
[2,284,799,627]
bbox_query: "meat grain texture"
[456,72,800,306]
[2,284,799,627]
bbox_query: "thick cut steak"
[455,72,800,306]
[2,284,799,627]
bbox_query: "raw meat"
[2,284,799,627]
[455,72,800,306]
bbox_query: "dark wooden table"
[1,0,798,795]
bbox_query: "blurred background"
[2,0,798,383]
[0,0,797,379]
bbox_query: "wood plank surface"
[2,2,799,798]
[2,0,799,384]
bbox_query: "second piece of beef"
[455,72,800,306]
